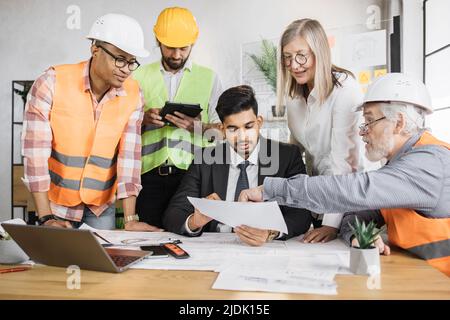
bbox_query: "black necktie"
[234,160,250,201]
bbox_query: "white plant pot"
[0,239,29,264]
[350,246,380,275]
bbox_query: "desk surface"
[0,249,449,299]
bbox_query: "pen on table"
[0,266,32,274]
[93,232,113,245]
[94,233,147,247]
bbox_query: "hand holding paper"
[188,193,220,230]
[187,197,288,234]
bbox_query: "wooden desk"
[0,249,449,299]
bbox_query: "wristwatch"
[124,214,140,224]
[38,214,56,226]
[266,230,280,242]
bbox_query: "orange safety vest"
[48,61,140,207]
[380,131,450,277]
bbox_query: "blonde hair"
[277,19,353,108]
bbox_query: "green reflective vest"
[133,62,215,173]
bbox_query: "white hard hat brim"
[352,100,433,114]
[87,36,150,58]
[117,43,150,58]
[352,101,379,112]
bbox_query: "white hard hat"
[356,73,433,114]
[86,13,149,58]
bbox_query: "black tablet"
[159,102,203,122]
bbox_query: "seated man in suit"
[163,85,312,246]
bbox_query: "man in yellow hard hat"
[133,7,223,229]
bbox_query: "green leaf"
[247,39,277,94]
[348,217,385,249]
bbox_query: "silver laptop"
[1,223,151,273]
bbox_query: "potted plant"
[348,217,385,275]
[248,39,285,118]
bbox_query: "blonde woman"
[277,19,365,243]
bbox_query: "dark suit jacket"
[162,137,312,239]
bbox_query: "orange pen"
[0,266,31,274]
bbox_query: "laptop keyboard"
[109,255,141,268]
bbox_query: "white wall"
[0,0,383,221]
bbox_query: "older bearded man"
[238,73,450,277]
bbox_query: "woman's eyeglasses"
[282,53,309,67]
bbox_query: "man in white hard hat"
[133,7,223,229]
[21,13,162,232]
[237,73,450,276]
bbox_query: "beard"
[162,53,190,71]
[364,129,394,162]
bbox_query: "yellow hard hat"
[153,7,199,47]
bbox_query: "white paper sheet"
[0,219,34,265]
[212,271,337,295]
[187,197,288,234]
[285,236,351,274]
[81,227,349,277]
[287,255,341,279]
[74,227,349,293]
[285,235,350,254]
[131,233,289,271]
[214,255,291,273]
[80,224,185,247]
[0,218,26,235]
[212,252,339,295]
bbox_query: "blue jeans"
[56,205,116,230]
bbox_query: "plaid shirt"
[21,60,144,221]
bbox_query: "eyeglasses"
[359,116,386,134]
[282,53,309,67]
[97,45,140,71]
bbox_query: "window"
[424,0,450,141]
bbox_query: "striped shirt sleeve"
[116,89,145,199]
[262,146,447,218]
[21,68,55,193]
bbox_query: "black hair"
[215,85,258,122]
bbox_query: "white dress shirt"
[286,73,365,228]
[185,142,260,234]
[159,59,222,123]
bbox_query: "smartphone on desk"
[140,245,169,258]
[163,242,190,259]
